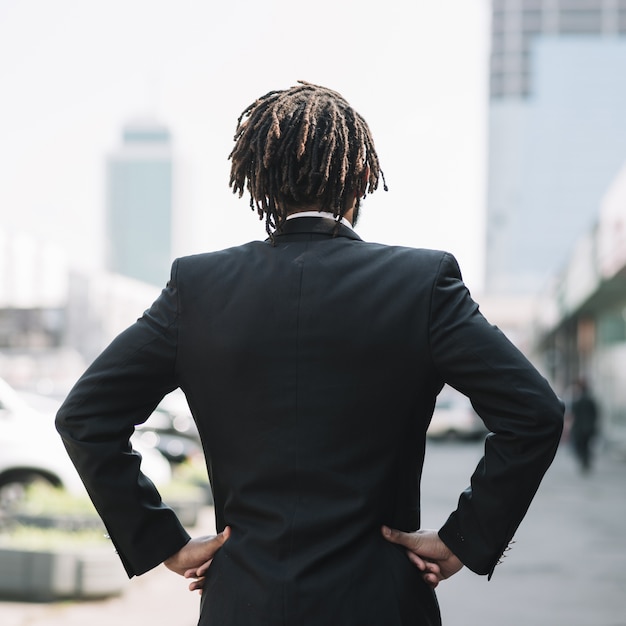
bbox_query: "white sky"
[0,0,490,292]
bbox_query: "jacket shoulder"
[357,242,458,274]
[177,241,266,264]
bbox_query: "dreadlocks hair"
[228,81,387,238]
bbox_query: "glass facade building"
[106,122,173,287]
[485,0,626,294]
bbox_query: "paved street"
[1,439,625,626]
[421,440,626,626]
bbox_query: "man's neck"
[286,210,354,229]
[286,202,356,227]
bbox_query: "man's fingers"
[423,573,440,589]
[196,558,214,577]
[406,550,427,571]
[182,527,231,580]
[381,526,415,548]
[188,576,205,592]
[198,526,231,567]
[197,526,231,574]
[406,551,439,574]
[382,525,462,585]
[409,554,443,589]
[210,526,230,552]
[407,551,441,578]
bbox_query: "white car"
[427,385,488,440]
[0,378,171,508]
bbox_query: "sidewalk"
[1,441,625,626]
[422,440,626,626]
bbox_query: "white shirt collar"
[286,211,354,230]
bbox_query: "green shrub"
[0,525,109,550]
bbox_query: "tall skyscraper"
[106,121,173,287]
[485,0,626,295]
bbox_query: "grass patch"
[16,483,98,517]
[0,526,109,550]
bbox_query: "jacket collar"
[270,217,362,242]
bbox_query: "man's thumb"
[217,526,231,543]
[381,526,414,548]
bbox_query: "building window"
[560,10,603,33]
[522,10,543,32]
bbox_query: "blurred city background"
[1,0,626,624]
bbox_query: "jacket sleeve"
[55,260,191,577]
[429,253,564,578]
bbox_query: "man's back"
[104,216,556,624]
[174,219,444,623]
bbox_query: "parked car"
[0,378,171,509]
[20,387,202,467]
[135,391,203,465]
[427,385,488,440]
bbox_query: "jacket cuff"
[438,512,506,579]
[109,510,192,578]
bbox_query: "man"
[569,378,599,473]
[56,81,564,625]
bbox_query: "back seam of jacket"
[283,242,307,625]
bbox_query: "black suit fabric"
[56,217,564,626]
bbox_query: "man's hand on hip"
[164,526,231,593]
[381,526,463,588]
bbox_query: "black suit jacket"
[56,218,564,625]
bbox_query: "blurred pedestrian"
[55,81,564,626]
[570,378,599,473]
